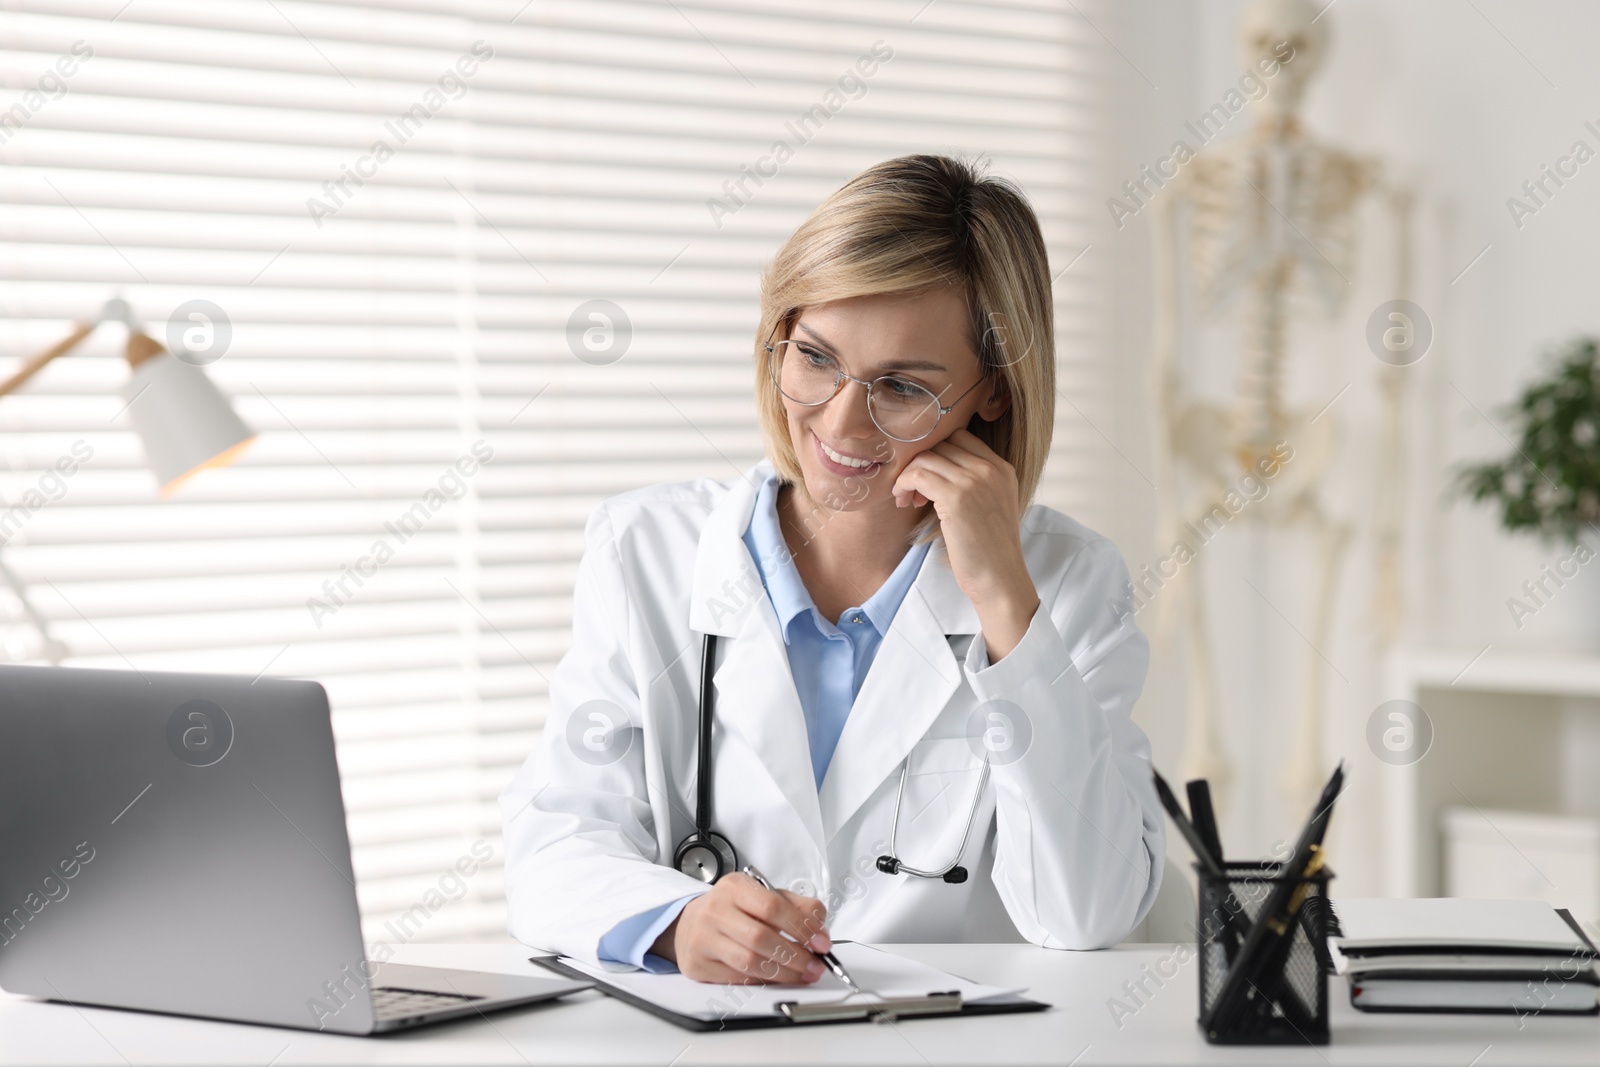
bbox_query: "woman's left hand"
[893,428,1040,659]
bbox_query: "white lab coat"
[501,460,1165,966]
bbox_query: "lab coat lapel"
[710,603,827,857]
[686,462,826,859]
[818,545,980,843]
[686,464,765,640]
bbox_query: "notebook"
[1329,898,1596,957]
[531,941,1048,1030]
[1324,899,1600,1015]
[1349,977,1597,1013]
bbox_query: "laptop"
[0,663,590,1034]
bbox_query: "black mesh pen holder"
[1195,860,1335,1046]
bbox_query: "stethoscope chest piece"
[674,830,738,884]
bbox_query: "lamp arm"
[0,311,115,664]
[0,321,98,400]
[0,548,66,664]
[0,299,159,664]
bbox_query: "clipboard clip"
[776,992,963,1024]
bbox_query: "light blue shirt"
[596,469,931,971]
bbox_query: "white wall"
[1097,0,1600,897]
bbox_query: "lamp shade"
[117,345,256,497]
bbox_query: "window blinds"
[0,0,1106,945]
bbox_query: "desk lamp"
[0,298,257,661]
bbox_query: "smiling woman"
[503,153,1166,986]
[755,154,1057,554]
[749,157,1059,664]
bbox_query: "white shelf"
[1391,646,1600,699]
[1385,647,1600,899]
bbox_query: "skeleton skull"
[1238,0,1329,121]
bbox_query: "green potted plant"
[1458,337,1600,543]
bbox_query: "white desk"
[3,942,1596,1065]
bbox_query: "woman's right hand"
[651,873,832,984]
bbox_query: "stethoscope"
[673,632,990,886]
[672,634,741,883]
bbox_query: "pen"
[1152,770,1225,879]
[740,864,864,996]
[1185,779,1223,864]
[1180,775,1244,962]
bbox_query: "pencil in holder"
[1195,859,1335,1045]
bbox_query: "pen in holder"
[1195,859,1335,1046]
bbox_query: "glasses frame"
[763,324,987,444]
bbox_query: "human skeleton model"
[1148,0,1412,812]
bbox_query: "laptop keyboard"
[370,985,485,1021]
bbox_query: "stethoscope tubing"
[682,629,989,884]
[883,751,991,879]
[695,632,718,837]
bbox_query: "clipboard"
[529,944,1049,1031]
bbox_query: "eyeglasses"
[764,327,986,444]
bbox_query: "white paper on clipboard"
[555,942,1025,1023]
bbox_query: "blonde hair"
[755,154,1056,546]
